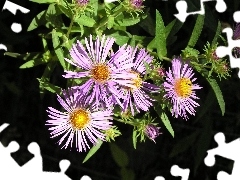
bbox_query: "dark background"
[1,0,240,179]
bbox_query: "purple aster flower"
[233,23,240,58]
[46,88,113,152]
[76,0,89,6]
[163,58,202,120]
[119,46,160,115]
[144,124,161,143]
[63,35,136,109]
[130,0,143,9]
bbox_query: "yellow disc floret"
[90,64,110,83]
[130,71,142,91]
[70,109,90,130]
[174,78,192,98]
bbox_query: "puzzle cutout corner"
[204,132,240,180]
[215,11,240,78]
[0,123,91,180]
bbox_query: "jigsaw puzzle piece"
[154,176,165,180]
[215,0,226,13]
[233,11,240,23]
[204,132,240,180]
[216,28,240,78]
[171,165,190,180]
[174,0,227,22]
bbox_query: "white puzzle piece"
[0,124,91,180]
[204,132,240,180]
[174,0,226,22]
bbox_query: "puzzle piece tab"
[216,11,240,78]
[0,124,91,180]
[204,132,240,180]
[174,0,226,22]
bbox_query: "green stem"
[96,6,124,30]
[113,116,139,127]
[161,56,171,61]
[66,15,75,38]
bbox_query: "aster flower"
[163,58,202,120]
[119,46,160,115]
[144,124,161,143]
[63,35,136,109]
[46,88,113,152]
[76,0,89,6]
[233,23,240,58]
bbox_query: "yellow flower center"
[130,71,142,91]
[90,64,110,83]
[174,78,192,98]
[70,109,90,130]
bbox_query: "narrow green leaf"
[19,58,48,68]
[4,52,42,60]
[187,15,205,47]
[211,21,221,46]
[147,38,156,51]
[165,19,176,38]
[82,140,103,163]
[155,10,167,58]
[37,79,62,94]
[39,61,57,99]
[107,16,114,29]
[132,130,137,149]
[52,29,67,70]
[206,78,225,116]
[138,13,155,36]
[27,10,46,31]
[121,168,135,180]
[29,0,56,4]
[115,18,141,27]
[109,143,128,168]
[161,112,174,137]
[45,4,64,28]
[75,15,96,27]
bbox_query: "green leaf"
[52,29,68,70]
[211,20,221,46]
[19,58,48,68]
[132,130,137,149]
[57,0,73,18]
[120,168,135,180]
[39,61,57,99]
[27,10,46,31]
[165,19,176,38]
[161,112,174,137]
[206,78,225,116]
[187,15,205,47]
[29,0,56,4]
[82,140,103,163]
[155,10,167,58]
[108,31,129,46]
[4,52,42,60]
[138,13,155,36]
[37,78,62,94]
[170,130,199,157]
[147,38,156,51]
[115,18,141,27]
[107,16,114,29]
[109,143,128,167]
[45,4,64,28]
[75,15,96,27]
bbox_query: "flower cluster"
[46,35,202,152]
